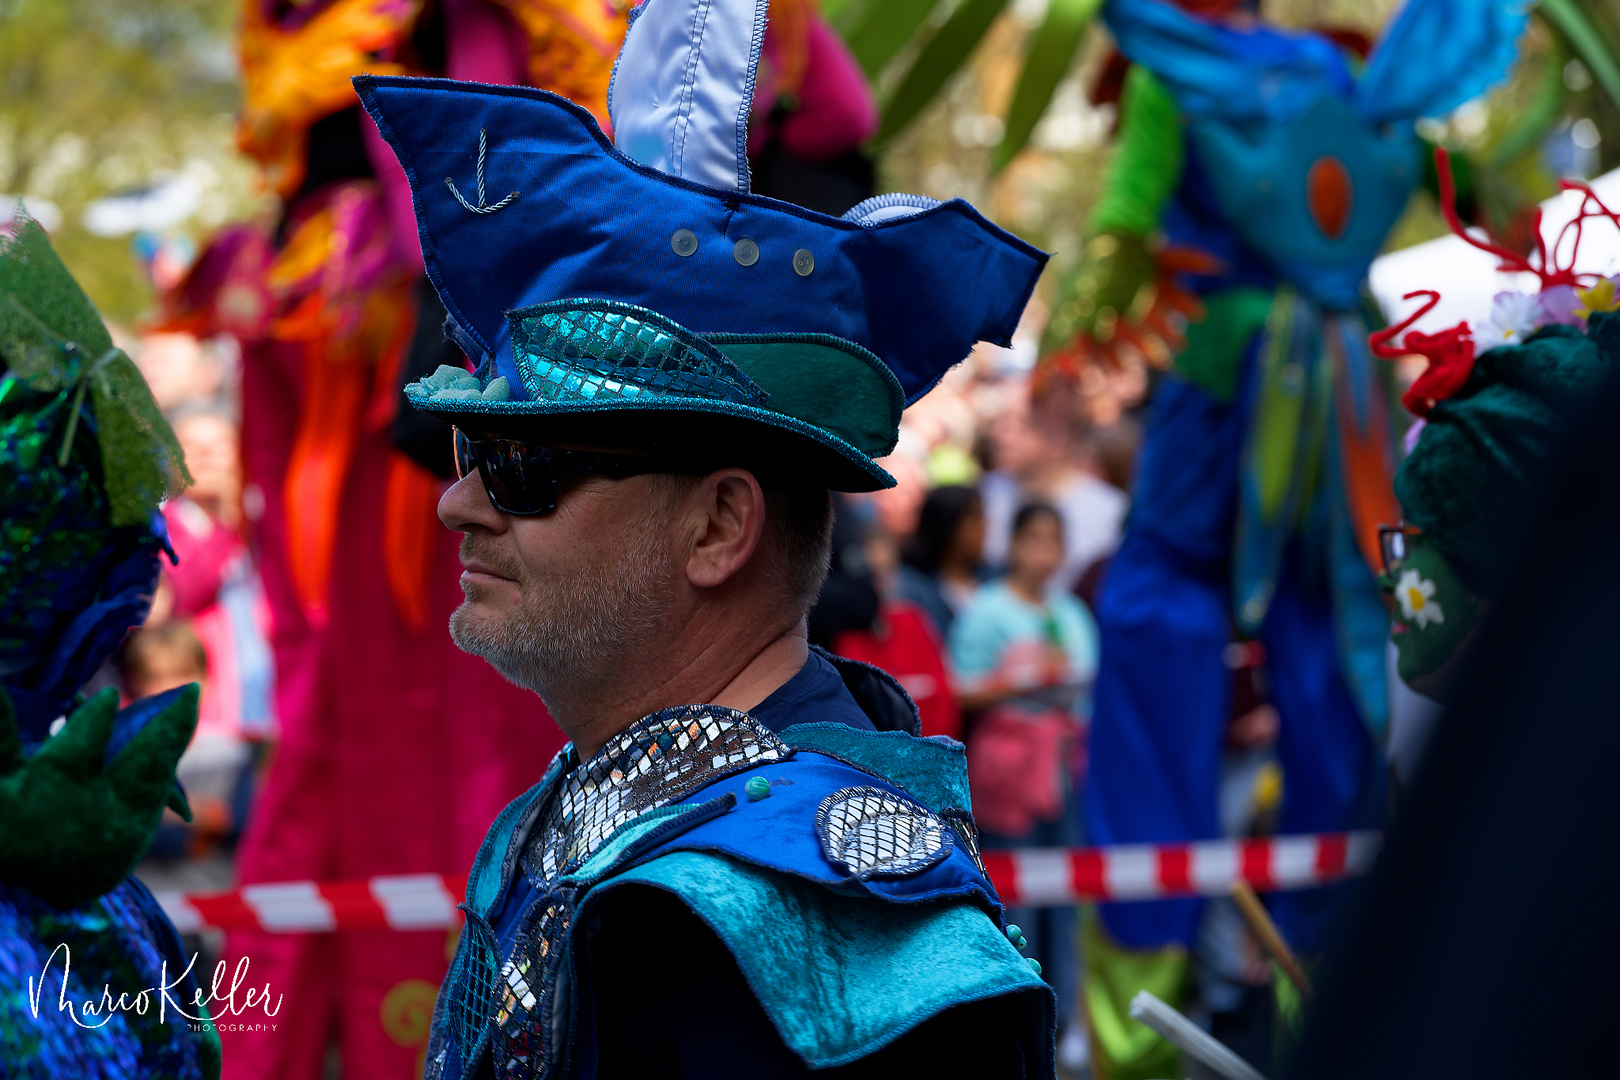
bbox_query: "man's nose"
[439,472,506,533]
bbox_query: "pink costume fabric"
[161,498,264,739]
[749,15,877,160]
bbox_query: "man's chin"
[449,602,498,654]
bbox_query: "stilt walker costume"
[1051,2,1527,1076]
[355,0,1055,1073]
[0,216,219,1079]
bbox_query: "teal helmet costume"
[357,0,1045,491]
[358,0,1057,1077]
[0,214,219,1078]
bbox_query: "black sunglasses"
[453,428,693,516]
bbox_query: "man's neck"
[547,620,810,760]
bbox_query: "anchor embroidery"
[445,129,520,215]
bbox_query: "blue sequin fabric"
[433,705,790,1080]
[506,299,770,407]
[0,880,214,1080]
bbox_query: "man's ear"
[683,469,766,590]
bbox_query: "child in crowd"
[121,621,238,855]
[123,621,208,701]
[949,501,1099,1060]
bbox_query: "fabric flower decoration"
[1403,417,1426,455]
[1538,284,1586,327]
[1480,290,1543,348]
[1395,569,1445,629]
[1573,276,1620,322]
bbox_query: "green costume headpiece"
[1,212,199,906]
[0,212,191,744]
[1394,313,1620,595]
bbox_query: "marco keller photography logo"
[27,944,282,1033]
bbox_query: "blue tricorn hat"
[355,0,1047,492]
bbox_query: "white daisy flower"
[1396,569,1445,629]
[1480,291,1543,349]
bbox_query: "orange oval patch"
[1307,155,1353,240]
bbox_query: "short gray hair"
[649,475,833,616]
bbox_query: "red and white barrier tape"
[158,874,469,935]
[983,831,1383,907]
[154,832,1380,933]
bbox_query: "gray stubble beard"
[448,516,679,706]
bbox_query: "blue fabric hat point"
[362,0,1046,490]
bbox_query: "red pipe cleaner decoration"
[1369,289,1476,417]
[1434,148,1620,290]
[1368,150,1620,417]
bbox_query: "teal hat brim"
[406,299,902,491]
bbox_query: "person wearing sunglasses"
[353,1,1059,1075]
[1381,309,1619,703]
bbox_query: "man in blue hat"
[355,0,1056,1076]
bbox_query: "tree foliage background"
[2,0,1616,328]
[0,0,266,325]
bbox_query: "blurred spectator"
[171,406,241,530]
[120,618,241,858]
[868,451,929,539]
[123,620,208,702]
[948,502,1099,1046]
[162,404,274,741]
[128,403,272,868]
[980,394,1127,591]
[834,530,963,741]
[133,331,226,412]
[813,498,962,741]
[896,484,985,638]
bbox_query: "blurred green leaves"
[860,0,1105,169]
[991,0,1103,171]
[0,0,257,324]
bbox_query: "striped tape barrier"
[159,874,470,935]
[154,832,1381,933]
[982,830,1382,907]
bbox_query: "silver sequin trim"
[524,705,790,882]
[816,786,953,878]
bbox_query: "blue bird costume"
[353,0,1055,1074]
[1074,1,1525,1075]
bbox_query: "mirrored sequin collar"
[520,704,790,884]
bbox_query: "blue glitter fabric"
[510,300,769,407]
[0,879,215,1079]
